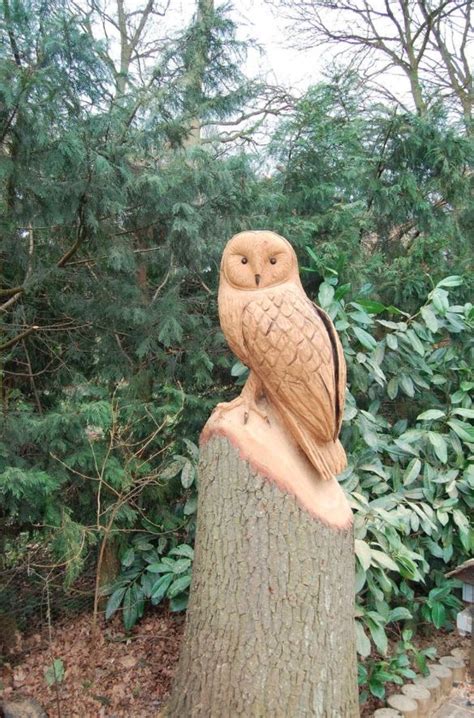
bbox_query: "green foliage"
[105,539,195,630]
[358,629,436,702]
[1,0,472,696]
[319,262,472,699]
[267,76,473,309]
[104,440,199,629]
[107,265,472,661]
[44,658,65,687]
[0,0,255,597]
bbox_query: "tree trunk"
[182,0,214,147]
[167,426,359,717]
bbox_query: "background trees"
[266,0,473,133]
[265,75,473,307]
[1,0,472,707]
[0,0,263,603]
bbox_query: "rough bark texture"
[167,435,359,717]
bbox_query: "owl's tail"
[299,434,347,482]
[274,402,347,481]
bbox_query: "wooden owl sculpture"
[217,230,347,481]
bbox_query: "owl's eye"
[269,257,277,265]
[241,257,248,264]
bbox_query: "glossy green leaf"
[146,561,173,574]
[371,550,399,572]
[167,574,192,598]
[169,544,194,559]
[420,305,439,332]
[184,495,197,515]
[318,282,335,308]
[428,432,448,463]
[123,586,138,631]
[355,621,371,657]
[366,619,388,655]
[403,458,421,485]
[368,679,385,699]
[417,409,445,421]
[406,329,425,356]
[354,299,386,314]
[436,276,463,288]
[105,586,127,620]
[353,326,377,350]
[388,607,412,622]
[447,419,474,443]
[452,408,474,419]
[169,594,189,612]
[121,548,135,567]
[387,377,398,399]
[354,539,372,570]
[181,460,195,488]
[386,333,398,350]
[151,574,174,605]
[231,360,248,378]
[171,558,191,574]
[44,659,65,687]
[431,602,446,629]
[399,375,415,397]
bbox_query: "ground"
[0,608,471,717]
[433,686,474,718]
[0,608,184,717]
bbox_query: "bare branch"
[57,199,87,268]
[0,325,39,353]
[265,0,472,125]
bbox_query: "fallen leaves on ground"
[1,608,185,717]
[1,611,470,718]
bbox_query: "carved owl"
[217,230,347,481]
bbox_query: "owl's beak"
[255,274,261,286]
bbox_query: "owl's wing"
[315,302,346,438]
[242,288,345,443]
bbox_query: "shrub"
[107,266,472,700]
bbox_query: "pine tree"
[0,0,265,584]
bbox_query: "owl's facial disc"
[223,231,297,290]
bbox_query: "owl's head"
[221,230,300,290]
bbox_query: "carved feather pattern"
[241,288,347,480]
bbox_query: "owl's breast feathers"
[241,288,347,479]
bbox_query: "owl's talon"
[243,405,269,425]
[212,391,269,426]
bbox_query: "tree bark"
[167,431,359,717]
[182,0,214,147]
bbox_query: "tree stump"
[167,400,358,717]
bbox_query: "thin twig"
[44,576,63,718]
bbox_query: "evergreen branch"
[66,246,163,267]
[0,325,39,352]
[0,102,20,146]
[22,337,43,414]
[0,285,24,297]
[0,291,23,313]
[367,107,398,211]
[201,96,294,129]
[2,358,57,378]
[3,0,22,67]
[57,200,87,268]
[151,268,171,303]
[57,233,87,268]
[114,333,134,366]
[0,226,34,312]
